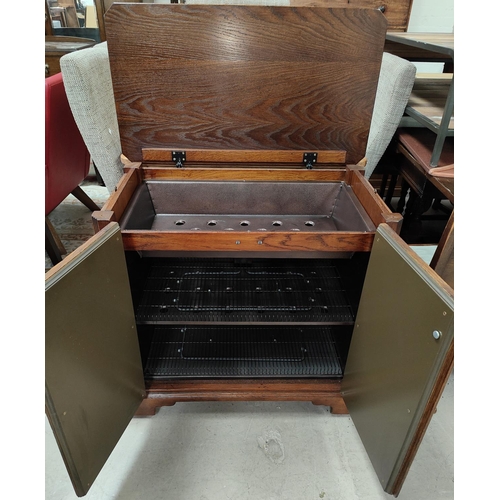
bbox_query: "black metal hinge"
[303,152,318,169]
[172,151,186,168]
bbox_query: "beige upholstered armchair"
[363,52,416,179]
[60,42,123,192]
[60,41,414,190]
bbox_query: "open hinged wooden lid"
[105,4,387,165]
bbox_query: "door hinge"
[172,151,186,168]
[303,152,317,169]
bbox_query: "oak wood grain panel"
[141,167,347,182]
[121,230,374,253]
[105,4,387,164]
[142,148,346,165]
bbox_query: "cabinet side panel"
[45,224,145,496]
[342,225,453,493]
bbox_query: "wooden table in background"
[45,36,96,77]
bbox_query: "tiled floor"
[45,183,453,500]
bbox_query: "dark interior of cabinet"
[125,253,369,379]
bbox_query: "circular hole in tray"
[272,221,282,226]
[305,221,315,227]
[207,220,217,226]
[175,220,186,226]
[240,220,250,227]
[191,227,201,231]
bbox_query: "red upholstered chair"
[45,72,100,265]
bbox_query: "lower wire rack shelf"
[143,325,343,378]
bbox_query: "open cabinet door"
[45,222,145,497]
[342,224,453,496]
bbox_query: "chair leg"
[45,217,66,265]
[385,173,398,207]
[379,174,389,199]
[397,179,410,214]
[71,185,100,212]
[94,162,105,187]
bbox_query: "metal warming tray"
[92,4,400,256]
[120,180,376,233]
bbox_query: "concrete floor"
[45,371,453,500]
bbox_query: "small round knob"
[432,330,442,340]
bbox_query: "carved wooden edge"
[135,379,348,416]
[347,166,403,233]
[142,148,346,165]
[122,231,374,253]
[390,339,454,496]
[92,167,142,232]
[141,167,348,182]
[92,210,116,233]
